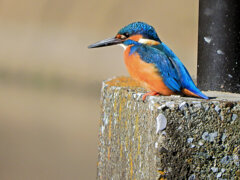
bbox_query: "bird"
[88,22,209,101]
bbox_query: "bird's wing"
[152,43,209,99]
[134,44,182,92]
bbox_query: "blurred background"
[0,0,198,179]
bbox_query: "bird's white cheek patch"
[119,44,127,50]
[138,38,160,45]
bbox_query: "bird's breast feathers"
[124,45,175,95]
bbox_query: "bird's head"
[88,22,161,49]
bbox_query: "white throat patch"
[119,44,127,50]
[138,38,160,45]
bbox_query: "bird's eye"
[116,33,129,39]
[123,33,129,38]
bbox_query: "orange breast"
[124,46,175,96]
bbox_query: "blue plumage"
[123,37,209,99]
[155,43,209,99]
[118,22,161,42]
[124,40,181,91]
[89,21,209,100]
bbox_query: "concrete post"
[97,77,240,179]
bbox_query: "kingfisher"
[88,22,209,101]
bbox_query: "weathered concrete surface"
[97,77,240,180]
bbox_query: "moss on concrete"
[97,77,240,180]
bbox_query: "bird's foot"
[142,91,159,102]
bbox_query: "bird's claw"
[142,91,159,102]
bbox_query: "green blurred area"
[0,0,198,179]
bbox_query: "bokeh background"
[0,0,198,179]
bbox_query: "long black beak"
[88,37,122,48]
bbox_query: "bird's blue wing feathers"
[132,44,182,92]
[129,42,208,99]
[153,43,209,99]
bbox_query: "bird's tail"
[183,87,209,99]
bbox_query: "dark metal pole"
[197,0,240,93]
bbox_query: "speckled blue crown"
[118,22,161,42]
